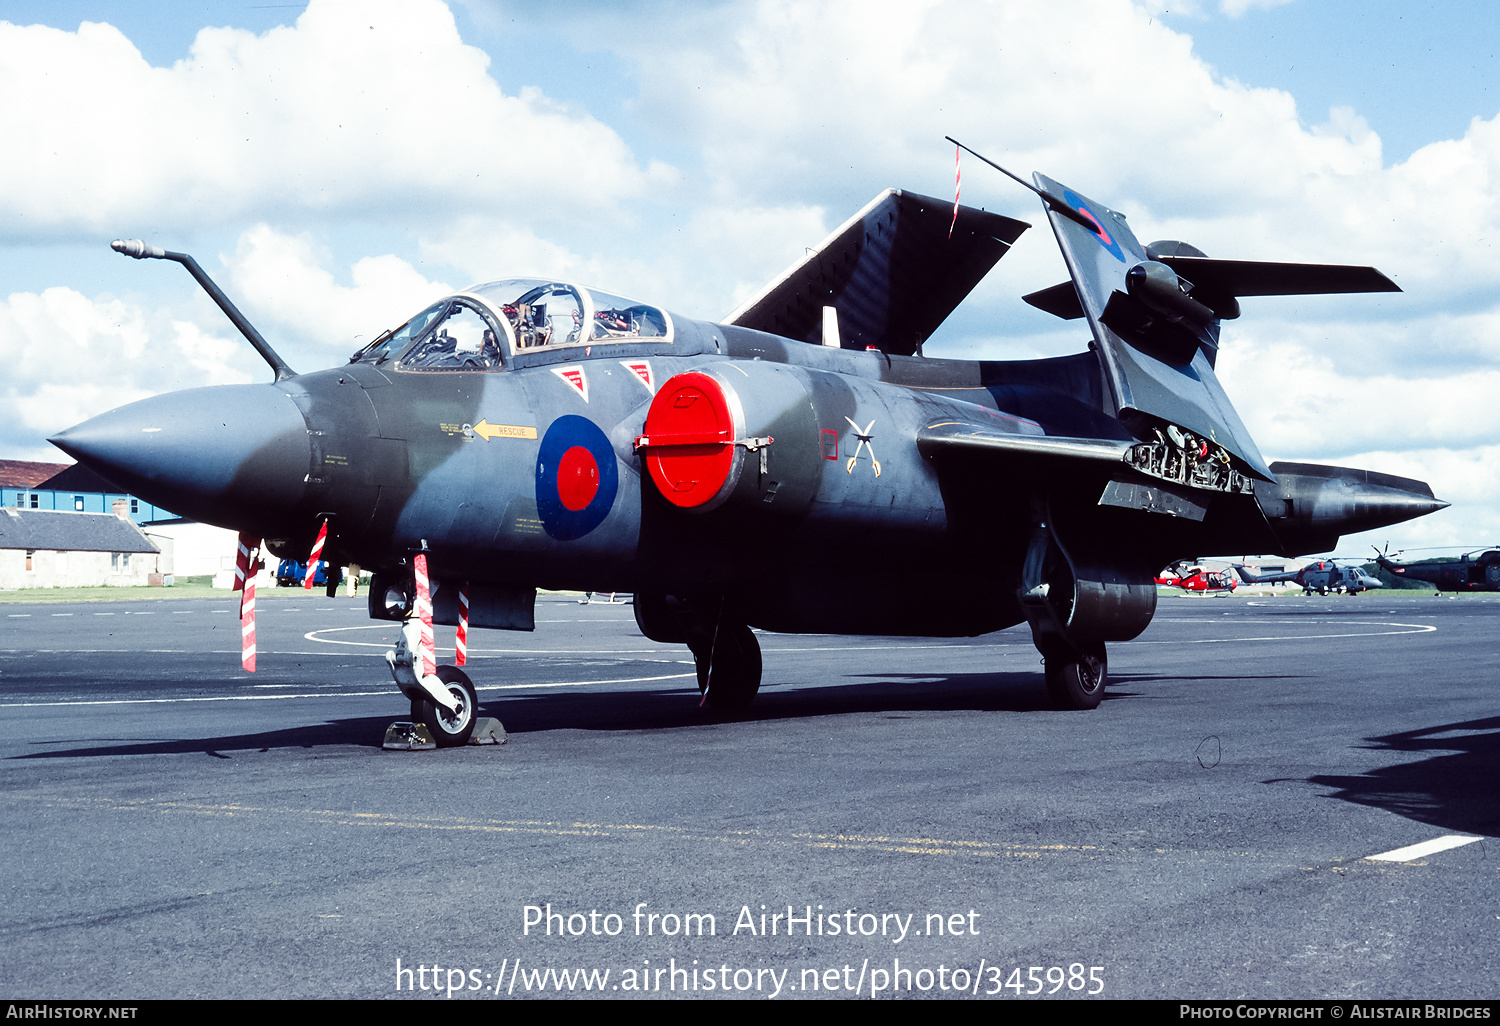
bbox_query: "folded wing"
[725,189,1028,355]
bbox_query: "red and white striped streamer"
[455,583,469,667]
[303,518,329,589]
[948,143,961,239]
[413,552,436,678]
[240,540,259,673]
[233,533,258,592]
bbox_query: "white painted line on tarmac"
[300,624,1022,655]
[0,690,400,708]
[479,672,694,692]
[1130,621,1435,644]
[1365,834,1482,862]
[303,624,669,655]
[0,673,698,708]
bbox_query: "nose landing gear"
[412,665,479,747]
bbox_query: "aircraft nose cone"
[49,384,311,532]
[1339,491,1450,533]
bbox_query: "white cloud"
[7,0,1500,550]
[412,200,831,322]
[225,225,453,358]
[1217,335,1500,459]
[605,0,1500,487]
[0,286,253,460]
[0,0,656,241]
[609,0,1500,308]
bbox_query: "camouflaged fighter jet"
[49,164,1448,744]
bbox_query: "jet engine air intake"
[634,371,748,510]
[633,365,818,514]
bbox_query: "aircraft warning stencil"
[552,365,590,402]
[621,360,655,392]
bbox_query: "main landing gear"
[633,594,763,710]
[1017,508,1151,712]
[1041,640,1108,711]
[690,620,762,710]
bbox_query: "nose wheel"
[412,665,479,746]
[1043,642,1107,711]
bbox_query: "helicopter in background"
[1156,561,1238,593]
[1373,546,1500,592]
[1234,558,1384,595]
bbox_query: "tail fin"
[1030,173,1274,480]
[1026,173,1401,485]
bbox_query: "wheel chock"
[382,721,436,750]
[469,717,507,745]
[384,717,506,749]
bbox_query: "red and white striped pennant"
[233,533,258,592]
[455,583,469,667]
[413,552,436,678]
[239,539,260,673]
[948,143,961,239]
[302,518,329,589]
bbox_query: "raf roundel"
[1063,188,1125,263]
[535,415,619,540]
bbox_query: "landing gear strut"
[691,620,762,710]
[635,593,764,710]
[1018,505,1151,712]
[386,615,479,747]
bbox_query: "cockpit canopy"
[351,279,673,371]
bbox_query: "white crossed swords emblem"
[845,416,881,476]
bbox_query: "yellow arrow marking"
[472,420,538,441]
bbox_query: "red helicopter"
[1156,560,1239,594]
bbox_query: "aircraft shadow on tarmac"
[12,719,392,760]
[1299,716,1500,839]
[13,669,1166,759]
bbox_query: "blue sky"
[1181,1,1497,164]
[2,0,1498,555]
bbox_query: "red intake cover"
[638,372,738,508]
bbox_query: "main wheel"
[411,665,479,747]
[695,621,762,710]
[1044,643,1107,711]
